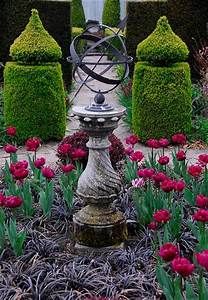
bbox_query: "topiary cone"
[136,16,189,66]
[10,9,62,64]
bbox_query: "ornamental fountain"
[68,19,132,248]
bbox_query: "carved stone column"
[72,105,127,248]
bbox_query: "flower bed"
[1,128,208,299]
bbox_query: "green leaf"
[198,274,208,300]
[173,277,183,300]
[184,188,194,205]
[156,265,174,300]
[185,282,198,300]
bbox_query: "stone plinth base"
[73,205,127,248]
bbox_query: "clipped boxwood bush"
[137,16,189,66]
[132,16,192,141]
[72,0,85,28]
[126,0,168,75]
[132,62,192,140]
[4,10,66,143]
[10,9,62,64]
[0,0,72,87]
[102,0,120,27]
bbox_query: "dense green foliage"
[4,62,66,143]
[132,62,192,140]
[0,0,72,87]
[126,0,208,76]
[126,0,168,74]
[72,0,85,28]
[102,0,120,27]
[137,16,189,66]
[10,9,62,64]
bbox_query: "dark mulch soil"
[0,167,162,300]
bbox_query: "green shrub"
[189,116,208,144]
[72,27,85,53]
[0,0,72,87]
[102,0,120,27]
[4,62,66,143]
[132,62,192,140]
[126,0,168,75]
[4,10,66,143]
[10,9,62,64]
[137,16,189,66]
[72,0,85,28]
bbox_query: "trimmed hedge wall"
[4,10,66,143]
[4,62,66,143]
[0,0,72,87]
[132,16,192,141]
[132,62,192,140]
[72,0,85,28]
[126,0,208,76]
[102,0,120,27]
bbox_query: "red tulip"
[41,166,55,179]
[153,209,171,223]
[124,146,134,156]
[146,139,160,149]
[4,144,17,153]
[125,134,140,146]
[176,150,186,161]
[195,250,208,271]
[61,164,75,173]
[4,195,23,208]
[158,156,169,165]
[71,148,87,160]
[25,137,41,151]
[172,133,187,145]
[193,209,208,222]
[196,194,208,208]
[174,180,186,192]
[6,126,16,136]
[148,221,158,230]
[57,143,72,156]
[159,243,179,262]
[137,168,155,178]
[171,257,194,277]
[34,157,46,169]
[0,193,5,206]
[198,154,208,165]
[12,168,29,180]
[160,179,175,192]
[158,138,169,148]
[152,172,167,184]
[10,160,28,175]
[130,150,144,162]
[188,165,202,177]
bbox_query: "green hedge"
[137,16,189,66]
[0,0,72,87]
[126,0,208,76]
[132,62,192,140]
[10,9,62,63]
[126,0,167,74]
[72,0,85,28]
[4,62,66,143]
[102,0,120,27]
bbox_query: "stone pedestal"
[72,105,127,248]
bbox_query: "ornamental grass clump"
[4,9,66,143]
[132,16,192,141]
